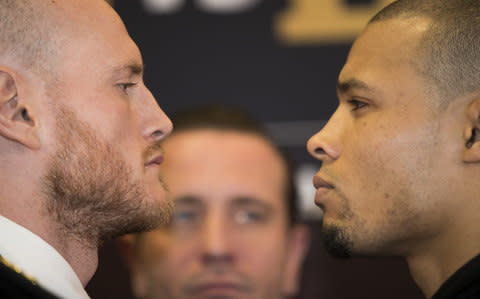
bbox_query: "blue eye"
[171,210,197,225]
[234,210,264,224]
[347,99,367,111]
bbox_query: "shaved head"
[0,0,61,76]
[369,0,480,105]
[0,0,111,80]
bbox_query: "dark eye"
[347,99,367,111]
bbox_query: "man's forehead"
[356,17,430,63]
[338,18,429,87]
[174,194,274,208]
[164,130,284,166]
[49,0,127,46]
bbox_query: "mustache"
[143,141,169,194]
[143,141,165,162]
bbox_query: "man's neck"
[50,233,98,287]
[4,213,98,286]
[406,227,480,298]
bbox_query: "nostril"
[315,147,326,155]
[151,129,164,140]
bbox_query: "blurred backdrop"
[86,0,424,298]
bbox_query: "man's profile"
[120,105,310,299]
[0,0,172,298]
[308,1,480,298]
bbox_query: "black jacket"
[0,261,59,299]
[432,253,480,299]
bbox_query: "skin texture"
[43,103,172,246]
[0,0,172,285]
[308,17,480,298]
[123,130,309,299]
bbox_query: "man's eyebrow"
[174,195,202,206]
[337,78,374,94]
[231,196,272,210]
[112,62,144,76]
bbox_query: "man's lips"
[145,154,164,167]
[313,175,334,189]
[313,175,334,208]
[187,282,249,296]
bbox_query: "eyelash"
[347,99,367,111]
[119,82,137,93]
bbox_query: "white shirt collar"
[0,215,90,299]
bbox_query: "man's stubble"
[42,104,172,247]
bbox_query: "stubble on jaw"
[321,190,355,258]
[42,104,172,248]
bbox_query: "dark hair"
[169,105,299,226]
[369,0,480,105]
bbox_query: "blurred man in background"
[121,105,310,299]
[308,1,480,298]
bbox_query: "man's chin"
[321,222,353,259]
[145,184,173,223]
[121,196,173,235]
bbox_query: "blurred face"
[40,0,173,244]
[307,17,466,258]
[130,130,305,299]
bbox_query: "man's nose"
[140,88,173,143]
[307,110,343,163]
[201,213,233,265]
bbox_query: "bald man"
[0,1,172,298]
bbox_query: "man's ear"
[463,97,480,163]
[282,224,310,297]
[0,69,40,150]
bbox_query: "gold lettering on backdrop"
[275,0,394,44]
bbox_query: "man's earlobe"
[466,128,479,149]
[0,70,40,150]
[463,98,480,163]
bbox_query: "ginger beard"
[42,105,172,246]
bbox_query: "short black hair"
[169,105,299,226]
[369,0,480,105]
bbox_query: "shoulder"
[432,253,480,299]
[0,261,60,299]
